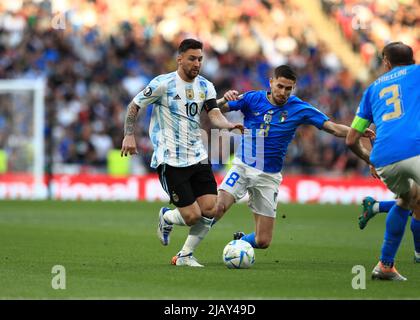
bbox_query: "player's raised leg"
[359,197,396,230]
[158,202,202,245]
[156,164,201,246]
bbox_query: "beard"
[185,68,199,80]
[273,95,288,105]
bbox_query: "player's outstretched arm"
[322,121,376,139]
[121,101,141,157]
[322,121,350,137]
[207,108,244,133]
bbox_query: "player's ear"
[383,56,392,71]
[176,53,182,65]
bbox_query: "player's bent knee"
[214,202,225,220]
[256,238,271,249]
[408,186,420,213]
[183,212,201,226]
[201,205,217,219]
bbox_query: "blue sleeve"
[356,87,373,123]
[227,92,249,112]
[301,104,330,129]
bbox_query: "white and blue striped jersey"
[133,71,217,168]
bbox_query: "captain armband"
[351,116,370,133]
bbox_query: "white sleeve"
[132,77,165,108]
[206,81,217,101]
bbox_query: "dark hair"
[273,65,297,81]
[178,39,203,54]
[382,42,415,66]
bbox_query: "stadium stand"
[1,0,407,176]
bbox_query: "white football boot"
[171,252,204,267]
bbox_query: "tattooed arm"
[121,101,141,156]
[121,80,163,157]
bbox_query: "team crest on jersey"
[185,88,194,100]
[263,113,272,124]
[172,191,179,203]
[199,91,205,100]
[143,86,152,97]
[279,111,288,123]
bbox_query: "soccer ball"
[222,240,255,269]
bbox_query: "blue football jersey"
[352,65,420,167]
[228,91,329,173]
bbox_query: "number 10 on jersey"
[185,102,198,117]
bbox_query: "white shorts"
[219,159,282,218]
[376,155,420,197]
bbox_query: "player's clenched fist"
[229,123,245,134]
[121,135,138,157]
[223,90,240,102]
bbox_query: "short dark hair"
[382,42,415,66]
[273,65,297,82]
[178,39,203,54]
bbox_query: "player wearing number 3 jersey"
[346,42,420,281]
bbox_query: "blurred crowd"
[0,0,398,176]
[321,0,419,74]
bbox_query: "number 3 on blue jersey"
[226,172,240,187]
[380,84,404,121]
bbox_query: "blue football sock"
[410,217,420,254]
[380,204,410,266]
[379,201,396,213]
[241,232,259,248]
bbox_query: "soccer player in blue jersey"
[346,42,420,280]
[121,39,243,267]
[174,65,374,263]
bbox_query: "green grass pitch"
[0,200,419,299]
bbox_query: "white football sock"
[415,251,420,259]
[179,216,214,256]
[163,208,187,226]
[372,203,380,213]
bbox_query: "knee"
[183,212,201,226]
[256,237,271,249]
[213,202,226,220]
[201,204,217,219]
[409,186,420,213]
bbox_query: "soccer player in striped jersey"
[347,42,420,280]
[121,39,243,267]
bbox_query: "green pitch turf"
[0,200,419,299]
